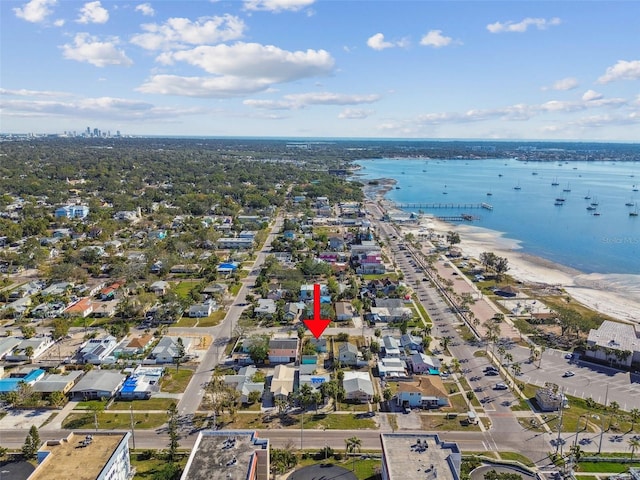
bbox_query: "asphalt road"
[175,216,284,416]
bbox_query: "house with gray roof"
[79,335,118,364]
[223,365,265,404]
[338,343,360,366]
[343,371,374,403]
[69,370,126,400]
[33,371,83,397]
[149,336,192,364]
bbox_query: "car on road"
[494,383,508,390]
[563,371,575,377]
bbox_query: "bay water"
[354,157,640,275]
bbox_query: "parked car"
[563,371,575,377]
[485,370,499,376]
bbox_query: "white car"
[565,353,573,359]
[563,371,575,377]
[494,383,508,390]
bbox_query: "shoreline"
[364,180,640,325]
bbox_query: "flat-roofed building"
[180,430,269,480]
[380,433,461,480]
[30,432,131,480]
[586,320,640,368]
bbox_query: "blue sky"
[1,0,639,140]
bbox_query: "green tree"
[49,391,66,408]
[247,335,270,364]
[167,402,179,463]
[446,231,461,246]
[24,345,35,363]
[174,337,186,372]
[21,325,36,339]
[345,436,362,471]
[629,408,640,431]
[629,437,640,460]
[88,402,105,430]
[51,318,70,360]
[22,425,41,459]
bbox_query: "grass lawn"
[229,283,242,295]
[160,368,194,393]
[131,452,188,479]
[473,350,487,358]
[577,461,640,473]
[226,413,378,430]
[175,317,198,327]
[109,398,177,411]
[387,415,398,432]
[498,452,535,467]
[195,311,225,327]
[445,393,468,411]
[296,456,381,480]
[419,414,481,431]
[76,399,108,410]
[63,412,167,430]
[174,280,201,299]
[70,317,96,328]
[337,402,371,413]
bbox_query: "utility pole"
[129,404,136,450]
[300,410,304,450]
[555,387,565,456]
[598,384,609,455]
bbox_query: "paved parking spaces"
[0,408,52,430]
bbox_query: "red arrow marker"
[302,283,331,339]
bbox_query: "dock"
[436,214,480,222]
[398,202,491,210]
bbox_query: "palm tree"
[345,436,362,471]
[629,437,640,460]
[629,408,640,432]
[608,401,620,431]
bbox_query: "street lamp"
[573,414,588,448]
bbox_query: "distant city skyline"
[1,0,639,141]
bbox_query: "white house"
[343,371,374,403]
[149,337,192,364]
[79,335,119,364]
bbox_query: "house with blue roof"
[0,368,45,393]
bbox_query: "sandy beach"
[373,188,640,325]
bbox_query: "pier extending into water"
[436,214,480,222]
[398,202,492,210]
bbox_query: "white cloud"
[138,75,272,97]
[13,0,57,23]
[597,60,640,84]
[53,18,65,26]
[338,108,374,119]
[0,95,206,121]
[367,33,393,51]
[0,88,72,97]
[243,92,380,110]
[542,77,578,91]
[61,33,132,67]
[131,15,245,50]
[243,0,315,12]
[135,3,155,16]
[157,43,334,82]
[76,1,109,24]
[420,30,455,48]
[582,90,603,102]
[487,17,561,33]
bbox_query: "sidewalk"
[41,400,78,431]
